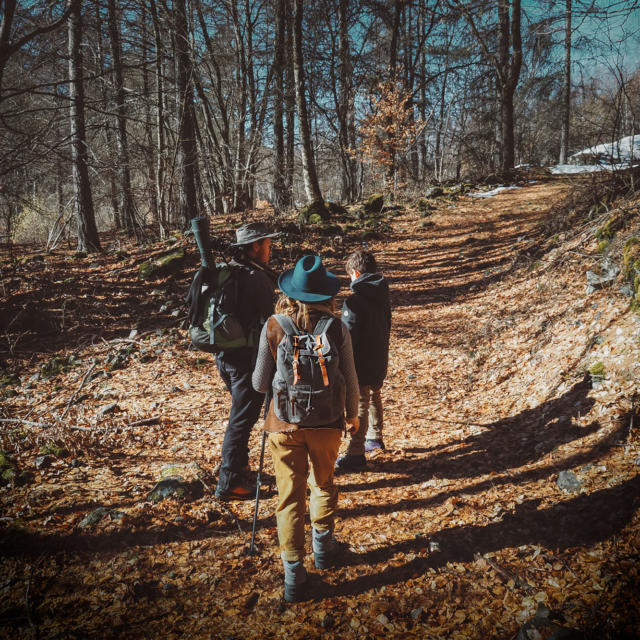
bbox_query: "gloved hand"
[346,416,359,435]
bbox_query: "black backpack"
[271,314,345,425]
[186,262,254,353]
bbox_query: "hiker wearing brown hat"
[252,254,360,601]
[214,222,280,501]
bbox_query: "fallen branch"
[475,553,535,593]
[0,418,92,431]
[128,416,161,427]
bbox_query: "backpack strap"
[312,315,336,387]
[273,314,302,385]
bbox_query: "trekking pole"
[249,393,271,556]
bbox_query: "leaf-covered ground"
[1,174,639,639]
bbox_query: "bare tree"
[67,0,100,252]
[0,0,72,98]
[559,0,572,164]
[292,0,325,207]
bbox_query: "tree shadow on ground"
[339,376,597,496]
[320,473,640,599]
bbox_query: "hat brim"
[231,231,281,246]
[278,268,341,302]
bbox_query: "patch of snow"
[469,185,521,198]
[549,134,640,174]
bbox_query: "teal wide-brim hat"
[278,255,341,302]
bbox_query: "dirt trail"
[1,178,639,639]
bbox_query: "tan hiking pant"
[269,428,342,562]
[346,384,384,455]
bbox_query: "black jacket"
[341,272,391,387]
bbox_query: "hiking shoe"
[215,483,255,501]
[334,454,366,473]
[313,533,350,570]
[365,438,386,452]
[283,559,308,603]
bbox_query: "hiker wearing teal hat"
[252,254,360,602]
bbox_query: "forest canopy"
[0,0,639,250]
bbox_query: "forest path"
[2,176,639,639]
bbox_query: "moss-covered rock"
[40,355,79,380]
[597,239,610,253]
[588,361,606,385]
[595,214,624,242]
[0,373,20,388]
[0,451,17,486]
[416,198,433,212]
[327,201,348,216]
[364,193,384,215]
[138,248,186,280]
[297,199,330,224]
[39,441,69,459]
[308,213,324,225]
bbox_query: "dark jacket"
[341,272,391,387]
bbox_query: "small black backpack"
[186,262,254,353]
[271,314,345,425]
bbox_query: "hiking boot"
[335,454,366,473]
[365,438,386,452]
[283,559,307,603]
[215,483,255,501]
[313,528,349,569]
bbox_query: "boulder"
[297,199,330,224]
[424,186,444,198]
[138,248,186,280]
[557,470,582,493]
[364,193,384,214]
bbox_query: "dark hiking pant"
[215,350,265,492]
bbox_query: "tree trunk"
[68,0,100,253]
[174,0,201,227]
[497,0,521,171]
[94,0,120,229]
[337,0,357,202]
[149,0,167,233]
[141,1,159,224]
[284,11,295,207]
[107,0,136,234]
[291,0,323,205]
[272,0,287,213]
[559,0,572,164]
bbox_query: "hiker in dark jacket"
[214,222,279,501]
[252,254,359,602]
[336,250,391,472]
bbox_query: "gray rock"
[634,456,640,466]
[619,283,634,297]
[557,470,582,492]
[586,258,620,294]
[146,478,187,503]
[425,186,443,198]
[410,607,424,620]
[35,455,52,470]
[79,507,109,528]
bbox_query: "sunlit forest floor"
[1,173,639,639]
